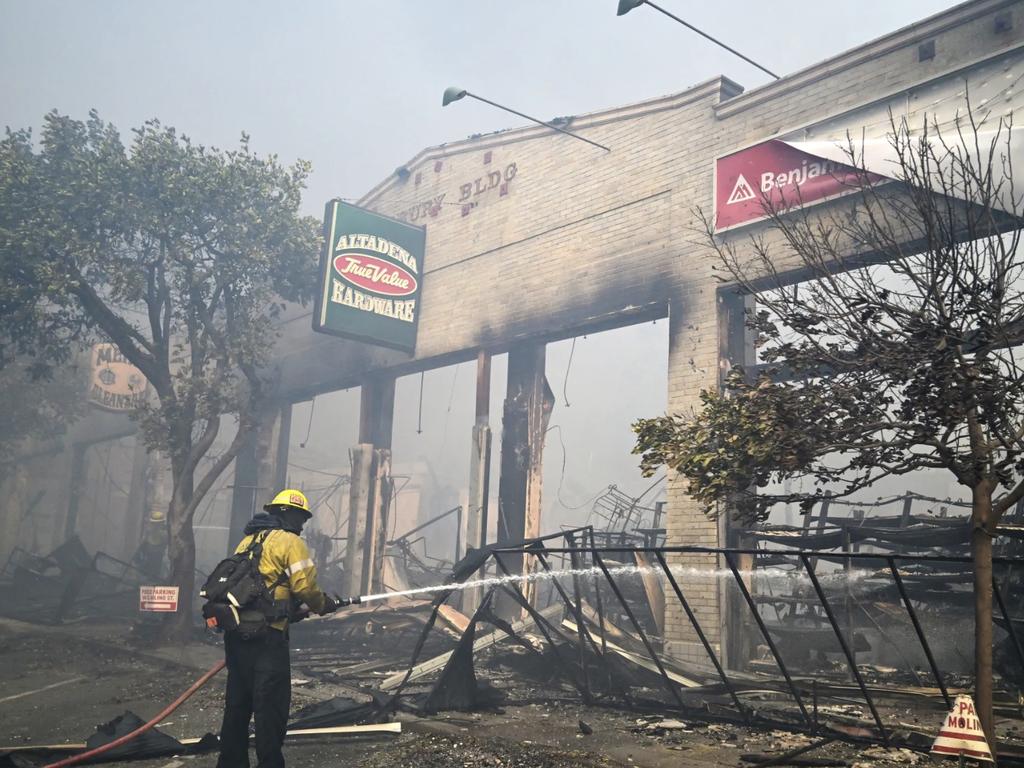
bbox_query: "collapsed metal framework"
[0,536,207,624]
[416,529,1024,754]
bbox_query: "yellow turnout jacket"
[234,529,327,630]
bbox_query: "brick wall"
[267,0,1024,663]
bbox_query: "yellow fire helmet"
[264,488,312,518]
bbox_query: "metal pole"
[887,558,950,706]
[497,584,585,693]
[535,550,602,663]
[455,505,462,563]
[543,548,592,703]
[465,93,611,152]
[653,550,750,723]
[492,557,589,698]
[992,570,1024,676]
[508,544,1019,567]
[724,552,811,725]
[799,553,888,743]
[808,499,831,573]
[586,528,612,690]
[900,493,914,528]
[843,526,854,676]
[755,737,836,768]
[591,549,687,711]
[644,0,780,79]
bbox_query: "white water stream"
[356,563,875,604]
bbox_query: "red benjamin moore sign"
[715,140,882,230]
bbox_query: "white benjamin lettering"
[760,158,838,193]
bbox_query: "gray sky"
[0,1,968,540]
[2,0,957,215]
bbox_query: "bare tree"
[634,105,1023,742]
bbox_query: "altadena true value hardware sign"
[313,200,427,353]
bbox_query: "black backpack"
[200,530,287,639]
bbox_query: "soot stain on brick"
[473,268,676,350]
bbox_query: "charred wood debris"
[2,488,1024,765]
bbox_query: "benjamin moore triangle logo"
[726,173,756,205]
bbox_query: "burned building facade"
[2,0,1023,664]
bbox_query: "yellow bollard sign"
[930,694,994,762]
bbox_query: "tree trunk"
[165,456,196,640]
[971,485,996,747]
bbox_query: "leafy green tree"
[0,111,319,635]
[634,112,1023,743]
[0,356,84,467]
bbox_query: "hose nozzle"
[336,595,362,607]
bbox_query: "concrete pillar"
[228,430,259,550]
[343,377,395,598]
[227,402,292,551]
[32,443,72,555]
[344,444,373,596]
[495,343,553,617]
[122,435,152,560]
[462,351,493,614]
[365,448,393,595]
[0,462,30,564]
[344,445,394,597]
[256,402,292,494]
[63,444,88,543]
[358,376,395,449]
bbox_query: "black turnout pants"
[217,629,290,768]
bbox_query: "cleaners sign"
[715,139,882,230]
[89,343,148,412]
[313,201,427,353]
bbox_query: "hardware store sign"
[313,200,426,353]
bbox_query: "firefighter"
[134,507,168,578]
[216,489,339,768]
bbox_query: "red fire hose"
[43,660,227,768]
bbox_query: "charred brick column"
[462,350,493,614]
[662,285,727,664]
[717,287,756,668]
[344,375,395,597]
[495,342,553,618]
[122,434,152,558]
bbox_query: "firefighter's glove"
[320,594,340,615]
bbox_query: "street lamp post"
[616,0,779,80]
[442,87,611,153]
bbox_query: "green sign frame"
[312,200,427,353]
